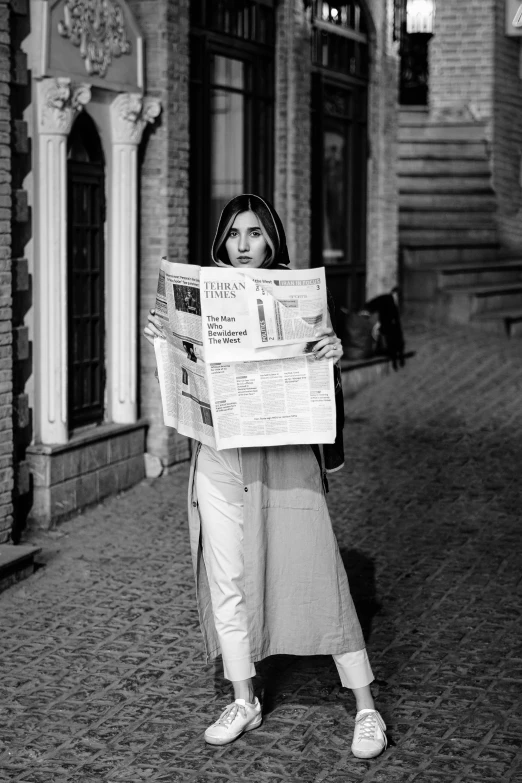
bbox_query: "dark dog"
[364,288,405,370]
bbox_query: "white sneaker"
[204,698,262,746]
[351,709,387,759]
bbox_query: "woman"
[144,195,387,759]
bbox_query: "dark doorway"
[311,1,370,338]
[394,0,433,106]
[399,32,431,106]
[67,112,106,430]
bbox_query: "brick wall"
[0,0,13,542]
[130,0,192,467]
[9,0,31,541]
[274,0,312,270]
[492,0,522,247]
[429,0,522,250]
[430,0,496,126]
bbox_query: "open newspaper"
[154,259,336,450]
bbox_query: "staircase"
[0,544,42,593]
[399,108,522,337]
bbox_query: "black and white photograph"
[182,340,199,362]
[174,284,202,317]
[1,0,522,781]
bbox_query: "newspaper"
[154,259,336,449]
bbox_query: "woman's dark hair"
[211,194,290,269]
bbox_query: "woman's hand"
[312,326,344,361]
[143,309,165,347]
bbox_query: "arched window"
[67,113,106,429]
[190,0,276,265]
[311,0,370,328]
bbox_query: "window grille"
[315,0,367,35]
[311,1,368,79]
[191,0,275,46]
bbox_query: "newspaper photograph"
[154,260,336,449]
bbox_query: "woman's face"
[225,210,269,268]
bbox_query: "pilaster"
[34,77,91,444]
[108,93,161,423]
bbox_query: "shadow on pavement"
[339,547,381,643]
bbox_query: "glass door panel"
[213,55,244,88]
[210,56,246,231]
[312,74,368,331]
[322,126,346,264]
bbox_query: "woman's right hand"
[143,308,165,347]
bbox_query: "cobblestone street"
[1,320,521,783]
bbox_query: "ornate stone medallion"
[57,0,132,78]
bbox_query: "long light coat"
[187,441,365,663]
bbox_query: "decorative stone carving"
[37,77,92,135]
[57,0,131,78]
[110,92,161,145]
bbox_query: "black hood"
[211,194,291,269]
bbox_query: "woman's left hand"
[312,327,344,361]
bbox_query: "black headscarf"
[211,194,291,269]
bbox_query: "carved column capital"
[36,77,92,135]
[110,92,162,145]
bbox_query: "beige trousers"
[196,444,374,688]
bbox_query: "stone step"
[399,193,497,211]
[398,109,488,128]
[440,281,522,321]
[471,308,522,337]
[398,108,429,126]
[400,211,496,229]
[399,175,493,194]
[439,258,522,281]
[398,159,491,176]
[0,544,42,593]
[402,245,502,267]
[404,259,522,300]
[400,141,489,160]
[398,124,487,142]
[400,228,498,247]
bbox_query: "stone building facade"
[0,0,401,539]
[138,0,401,471]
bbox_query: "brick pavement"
[0,319,521,783]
